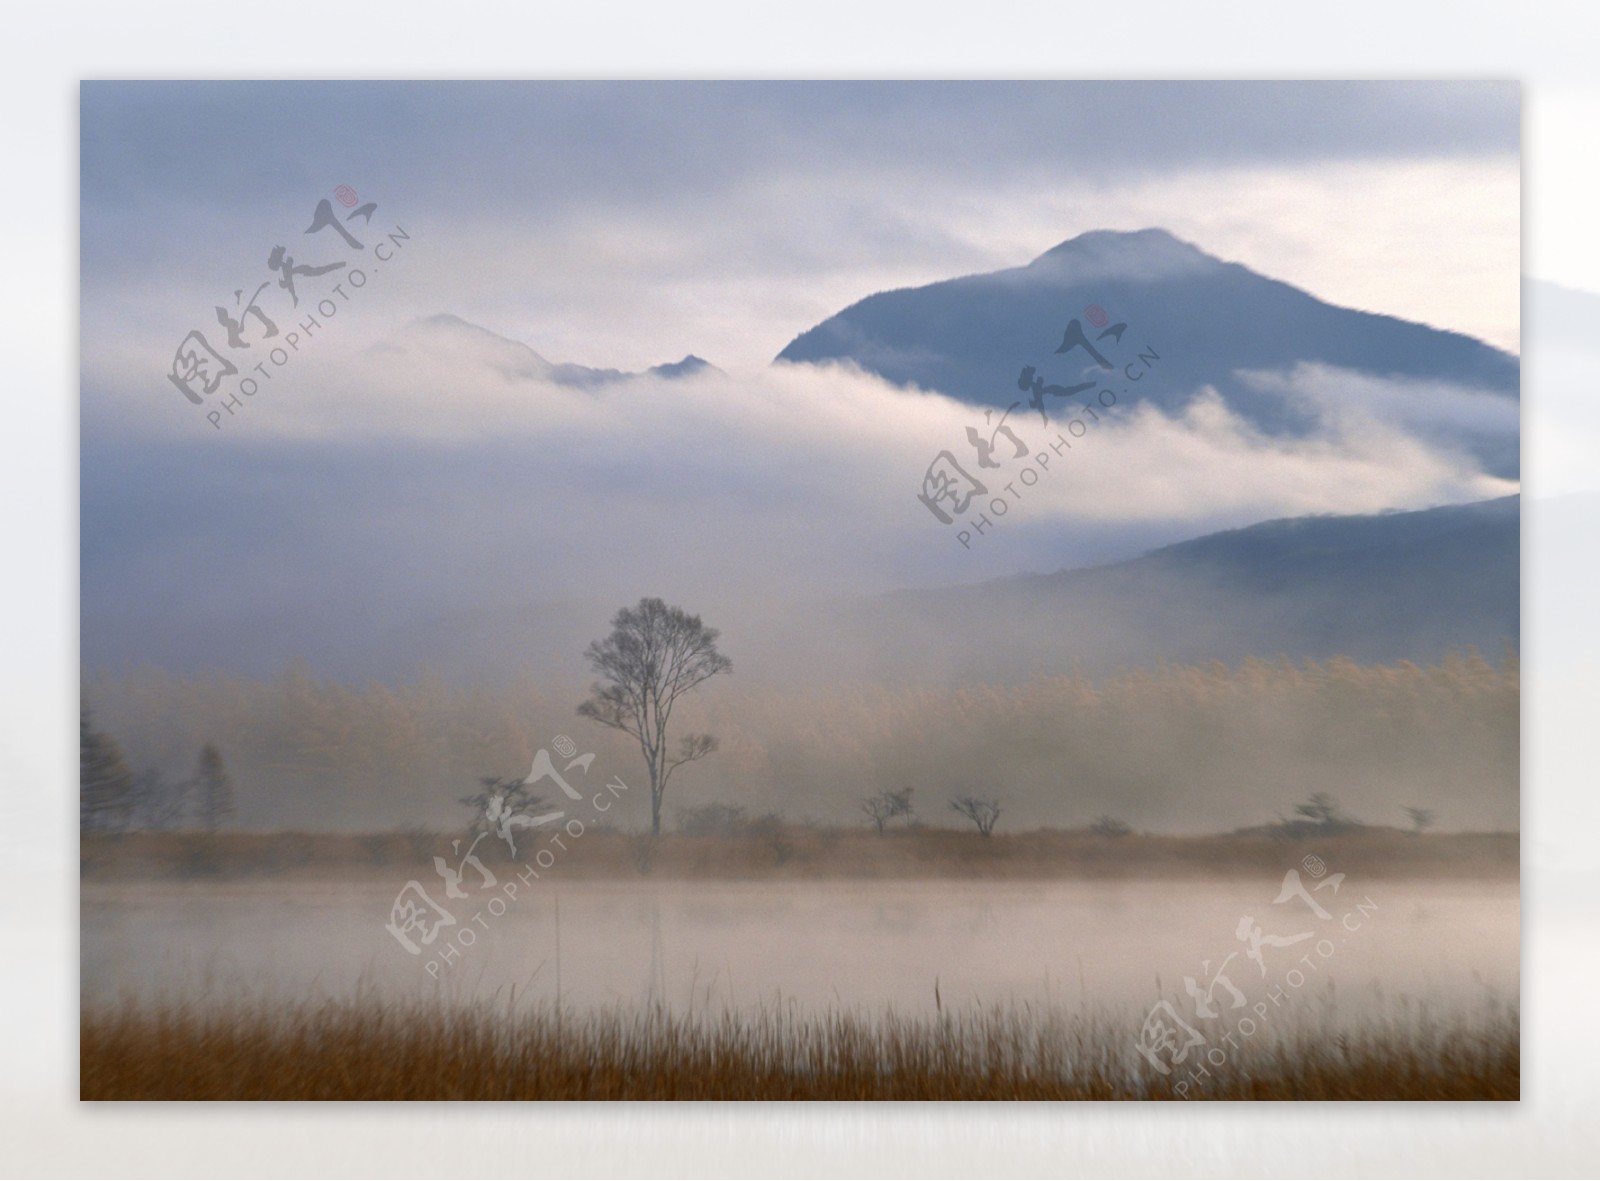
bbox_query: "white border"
[9,3,1598,1176]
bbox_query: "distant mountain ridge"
[317,495,1524,688]
[79,480,1520,687]
[817,495,1520,684]
[369,313,717,388]
[776,228,1519,477]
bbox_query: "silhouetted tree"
[950,795,1002,837]
[1269,791,1358,839]
[193,743,235,834]
[886,787,915,828]
[458,774,557,858]
[1091,814,1132,838]
[861,793,895,834]
[80,704,134,834]
[460,775,538,832]
[1293,791,1351,830]
[577,598,732,836]
[862,787,915,834]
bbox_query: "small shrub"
[1091,815,1132,838]
[748,812,794,866]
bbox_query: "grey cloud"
[82,332,1515,684]
[81,83,1519,382]
[81,81,1516,276]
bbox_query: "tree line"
[80,704,234,834]
[82,605,1516,834]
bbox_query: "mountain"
[776,228,1520,477]
[368,313,718,387]
[810,495,1519,685]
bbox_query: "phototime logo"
[166,186,412,430]
[383,735,629,979]
[1133,854,1380,1097]
[916,304,1161,549]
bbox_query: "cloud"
[82,329,1518,675]
[77,81,1522,678]
[226,333,1520,525]
[81,81,1517,220]
[82,152,1519,443]
[81,82,1519,381]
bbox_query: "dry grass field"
[80,994,1519,1101]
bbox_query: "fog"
[87,648,1518,833]
[81,317,1514,687]
[81,878,1518,1026]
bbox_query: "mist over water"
[82,877,1517,1023]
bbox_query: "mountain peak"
[1027,227,1218,275]
[370,314,552,376]
[774,228,1519,479]
[648,354,715,379]
[419,312,473,329]
[370,317,716,388]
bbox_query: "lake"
[81,874,1518,1025]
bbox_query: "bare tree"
[1293,791,1351,830]
[1270,790,1359,839]
[886,787,915,828]
[460,775,543,831]
[458,774,562,858]
[862,787,916,834]
[577,598,732,837]
[1404,806,1436,836]
[950,795,1002,837]
[1091,814,1132,838]
[861,793,896,834]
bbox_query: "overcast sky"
[83,79,1519,407]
